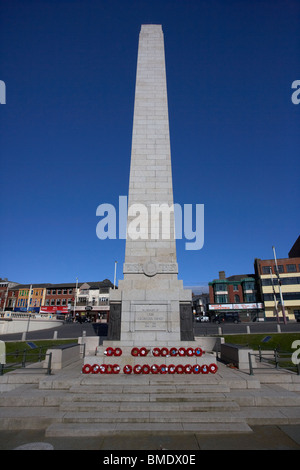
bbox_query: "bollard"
[0,341,5,366]
[22,349,27,368]
[46,352,52,375]
[248,352,254,375]
[246,325,250,334]
[53,331,58,339]
[21,332,26,341]
[277,324,281,333]
[274,349,279,369]
[218,327,222,335]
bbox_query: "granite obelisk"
[109,25,193,344]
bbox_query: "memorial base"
[82,338,222,374]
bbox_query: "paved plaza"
[1,424,300,450]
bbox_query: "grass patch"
[224,333,300,353]
[223,333,300,372]
[223,333,300,352]
[3,339,76,364]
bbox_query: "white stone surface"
[113,25,191,344]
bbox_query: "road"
[0,322,108,342]
[0,320,299,342]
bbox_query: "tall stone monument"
[109,25,193,344]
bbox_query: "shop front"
[209,302,263,322]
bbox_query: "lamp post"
[2,282,9,313]
[26,285,32,334]
[114,261,117,289]
[269,268,279,323]
[272,246,287,324]
[73,277,78,320]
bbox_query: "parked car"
[197,315,210,322]
[213,312,240,324]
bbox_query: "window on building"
[47,289,51,295]
[50,299,55,306]
[63,289,67,295]
[262,277,300,286]
[233,285,239,292]
[57,289,62,295]
[244,293,257,302]
[45,300,50,306]
[214,283,227,292]
[262,266,272,274]
[287,264,296,272]
[234,295,240,303]
[243,281,255,290]
[52,289,56,294]
[62,299,67,306]
[277,265,284,273]
[264,292,300,301]
[56,299,61,306]
[215,295,228,303]
[68,289,73,294]
[294,310,300,320]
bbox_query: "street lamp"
[114,261,117,289]
[269,268,279,323]
[272,246,287,324]
[26,284,32,333]
[73,277,78,320]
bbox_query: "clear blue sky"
[0,0,299,291]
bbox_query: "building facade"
[43,283,76,315]
[209,271,263,321]
[73,280,114,321]
[192,293,210,317]
[254,255,300,321]
[14,284,50,312]
[0,278,19,310]
[0,278,115,320]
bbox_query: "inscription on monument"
[123,262,178,275]
[134,303,168,331]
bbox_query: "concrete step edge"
[45,422,252,437]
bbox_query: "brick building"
[208,271,263,321]
[0,278,19,310]
[43,283,76,314]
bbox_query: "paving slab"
[1,425,300,450]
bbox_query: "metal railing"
[0,349,52,376]
[248,347,300,376]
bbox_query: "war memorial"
[81,24,217,374]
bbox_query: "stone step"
[238,406,300,425]
[0,386,69,407]
[67,392,231,403]
[0,406,64,430]
[45,421,253,436]
[59,399,239,413]
[61,409,245,424]
[68,383,231,394]
[226,387,300,407]
[79,373,221,384]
